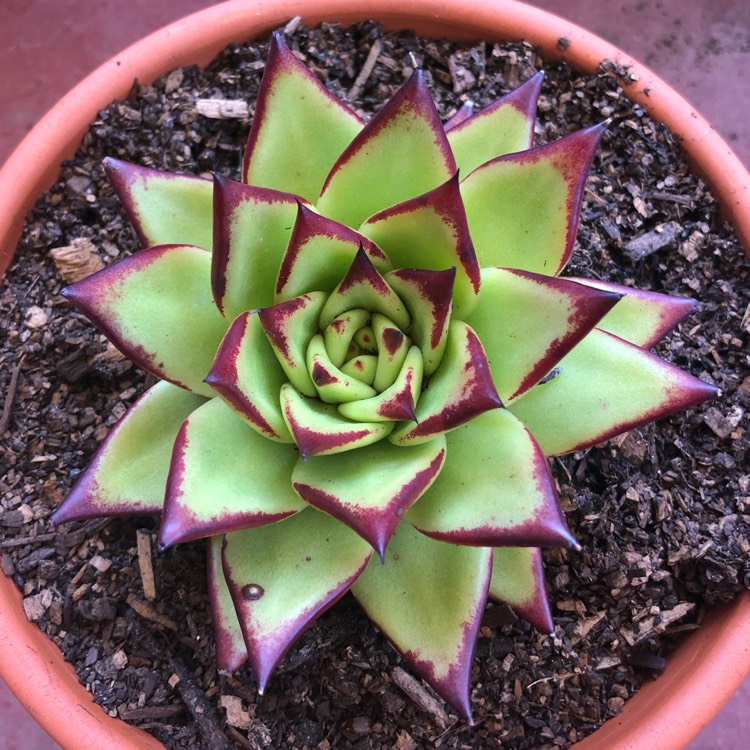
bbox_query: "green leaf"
[275,205,391,302]
[447,71,543,180]
[292,436,446,557]
[390,321,502,445]
[460,122,607,274]
[280,383,394,458]
[371,314,410,392]
[160,398,305,547]
[207,535,248,673]
[408,409,575,547]
[338,345,423,423]
[105,158,213,249]
[206,310,293,442]
[488,547,554,633]
[212,174,302,319]
[319,248,410,330]
[386,268,455,377]
[258,292,327,398]
[359,174,481,317]
[508,328,718,456]
[316,71,456,227]
[465,267,621,402]
[62,244,227,397]
[570,278,697,348]
[222,508,372,692]
[50,381,205,525]
[352,522,491,720]
[242,33,363,202]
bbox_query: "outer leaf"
[207,535,248,674]
[359,174,481,316]
[222,508,372,692]
[206,311,293,442]
[446,71,543,177]
[160,398,304,547]
[408,409,575,548]
[242,33,363,202]
[292,436,446,558]
[51,381,205,524]
[258,292,327,398]
[352,522,491,720]
[465,267,622,402]
[212,174,302,318]
[62,244,227,397]
[570,277,697,348]
[275,204,391,302]
[460,122,607,274]
[386,267,455,377]
[390,321,502,445]
[508,328,718,456]
[104,158,213,249]
[319,247,410,330]
[280,383,394,458]
[488,547,554,633]
[316,71,456,227]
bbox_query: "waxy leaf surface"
[359,174,480,316]
[390,321,502,445]
[242,33,363,202]
[51,381,204,524]
[508,328,718,455]
[292,436,446,557]
[222,508,372,692]
[207,535,248,674]
[62,244,227,397]
[280,384,394,458]
[105,158,213,249]
[207,311,293,442]
[446,71,543,176]
[460,122,606,274]
[353,522,491,720]
[488,547,554,633]
[212,175,301,318]
[317,71,456,227]
[570,277,697,348]
[466,268,621,402]
[275,205,390,302]
[408,409,574,548]
[160,398,304,547]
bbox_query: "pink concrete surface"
[0,1,747,748]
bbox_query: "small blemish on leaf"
[242,583,265,600]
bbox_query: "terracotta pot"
[1,1,748,748]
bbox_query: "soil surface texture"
[1,20,749,750]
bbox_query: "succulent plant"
[52,33,716,719]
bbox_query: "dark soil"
[1,19,749,750]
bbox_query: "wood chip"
[50,238,105,283]
[0,355,25,434]
[196,98,249,119]
[349,39,383,102]
[391,666,449,728]
[126,594,178,631]
[623,221,680,261]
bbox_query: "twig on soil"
[349,39,383,102]
[391,666,450,728]
[0,355,25,434]
[126,594,179,631]
[137,529,157,600]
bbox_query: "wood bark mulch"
[1,20,748,750]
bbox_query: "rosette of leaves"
[52,34,715,718]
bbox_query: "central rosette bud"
[207,239,502,461]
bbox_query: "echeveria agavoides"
[52,33,716,721]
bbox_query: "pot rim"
[1,2,749,749]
